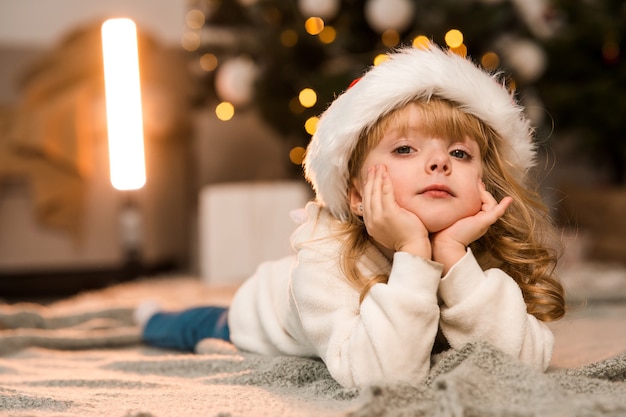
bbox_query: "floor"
[547,250,626,368]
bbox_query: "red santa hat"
[303,45,536,221]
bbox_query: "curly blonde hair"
[338,97,565,322]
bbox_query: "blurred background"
[0,0,624,299]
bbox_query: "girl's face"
[352,103,484,233]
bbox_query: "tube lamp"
[101,18,146,190]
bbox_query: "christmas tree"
[185,0,625,183]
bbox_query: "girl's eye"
[450,149,471,160]
[394,146,413,154]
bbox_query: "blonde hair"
[339,98,565,322]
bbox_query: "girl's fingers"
[483,196,512,226]
[362,166,374,216]
[379,166,396,215]
[479,179,512,221]
[369,165,384,215]
[479,180,498,209]
[494,196,513,217]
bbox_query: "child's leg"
[141,306,230,352]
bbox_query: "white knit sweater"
[228,202,554,388]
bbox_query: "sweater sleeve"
[438,249,554,370]
[290,249,442,388]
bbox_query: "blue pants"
[142,306,230,352]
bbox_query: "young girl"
[139,44,565,388]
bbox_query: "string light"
[101,18,146,191]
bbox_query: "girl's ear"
[348,179,364,216]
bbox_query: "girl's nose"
[426,150,450,174]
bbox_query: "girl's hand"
[362,165,431,259]
[432,180,512,273]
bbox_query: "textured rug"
[1,275,626,417]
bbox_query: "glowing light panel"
[102,18,146,190]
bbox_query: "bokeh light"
[186,9,205,29]
[444,29,464,48]
[304,116,319,135]
[318,26,337,44]
[373,53,389,66]
[382,29,400,48]
[481,51,500,70]
[200,53,218,72]
[280,29,298,47]
[299,88,317,108]
[216,102,235,121]
[181,31,201,51]
[289,146,306,165]
[305,17,325,35]
[450,44,467,57]
[413,35,430,49]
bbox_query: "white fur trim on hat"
[303,45,536,221]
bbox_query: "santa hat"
[303,45,536,221]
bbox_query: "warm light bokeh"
[289,146,306,165]
[381,29,400,48]
[444,29,464,48]
[481,51,500,70]
[304,17,324,35]
[304,116,319,135]
[280,29,298,47]
[200,53,219,72]
[373,54,389,66]
[413,35,430,49]
[101,18,146,191]
[318,26,336,44]
[185,9,205,30]
[216,101,235,121]
[298,88,317,108]
[181,31,201,51]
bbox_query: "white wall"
[0,0,186,48]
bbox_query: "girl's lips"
[422,189,452,198]
[419,184,454,197]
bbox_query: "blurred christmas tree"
[537,0,626,184]
[184,0,624,183]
